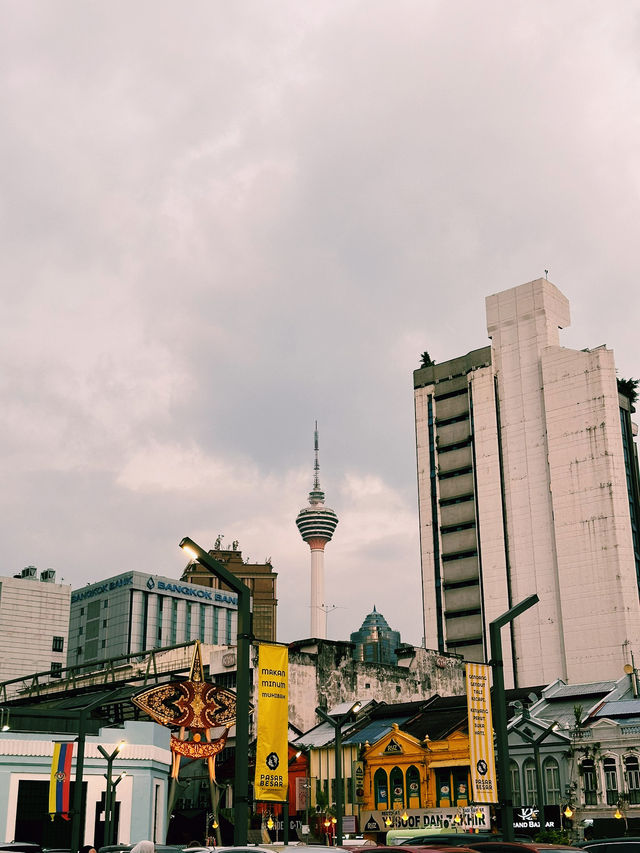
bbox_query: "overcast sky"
[1,2,639,648]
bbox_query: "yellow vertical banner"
[254,643,289,802]
[466,662,498,803]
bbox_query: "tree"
[617,377,639,405]
[420,351,434,368]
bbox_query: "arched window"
[582,759,597,805]
[543,757,561,804]
[604,757,618,805]
[510,760,522,808]
[523,758,537,805]
[390,766,405,808]
[625,755,640,804]
[374,768,388,810]
[407,765,421,808]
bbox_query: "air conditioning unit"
[40,569,56,583]
[21,566,37,579]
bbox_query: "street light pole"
[180,537,252,846]
[518,718,557,830]
[315,702,361,846]
[489,594,539,843]
[98,741,125,846]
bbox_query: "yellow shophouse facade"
[359,723,490,836]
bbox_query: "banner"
[466,662,497,803]
[49,741,74,820]
[254,643,288,801]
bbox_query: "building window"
[510,761,522,807]
[626,755,640,804]
[582,759,597,805]
[523,758,537,806]
[435,768,468,807]
[604,757,619,805]
[407,765,421,808]
[52,636,64,653]
[50,662,62,678]
[226,609,233,644]
[374,768,388,810]
[390,766,404,808]
[543,757,561,804]
[213,608,219,644]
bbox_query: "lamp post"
[518,717,557,830]
[315,702,361,846]
[489,594,539,843]
[98,741,125,846]
[180,537,252,846]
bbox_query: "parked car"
[465,842,584,853]
[578,842,640,853]
[0,846,42,853]
[396,836,533,848]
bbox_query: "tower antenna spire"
[296,422,339,639]
[314,420,320,491]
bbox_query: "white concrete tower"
[295,424,339,639]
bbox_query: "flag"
[49,741,74,820]
[254,643,288,802]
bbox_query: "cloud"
[0,1,639,651]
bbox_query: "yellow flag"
[254,644,289,802]
[466,662,498,803]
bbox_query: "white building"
[0,720,170,846]
[414,278,640,687]
[0,568,71,683]
[69,570,238,666]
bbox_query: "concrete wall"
[286,640,465,733]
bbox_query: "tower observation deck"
[296,424,338,639]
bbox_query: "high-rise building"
[68,570,238,665]
[0,568,70,682]
[296,425,339,639]
[414,278,640,687]
[350,606,402,664]
[181,542,277,642]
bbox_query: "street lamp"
[97,741,125,846]
[315,701,362,846]
[180,537,252,846]
[518,717,558,829]
[489,594,539,843]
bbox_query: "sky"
[1,2,640,649]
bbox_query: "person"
[80,846,96,853]
[131,841,155,853]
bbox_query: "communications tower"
[295,424,339,639]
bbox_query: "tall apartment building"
[181,543,277,642]
[414,278,640,688]
[0,567,71,682]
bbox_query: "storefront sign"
[513,805,561,831]
[353,761,366,804]
[360,806,489,832]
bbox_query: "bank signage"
[360,806,489,832]
[72,573,238,606]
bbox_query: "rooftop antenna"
[544,269,549,280]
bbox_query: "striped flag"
[49,741,74,820]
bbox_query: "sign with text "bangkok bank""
[466,662,497,803]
